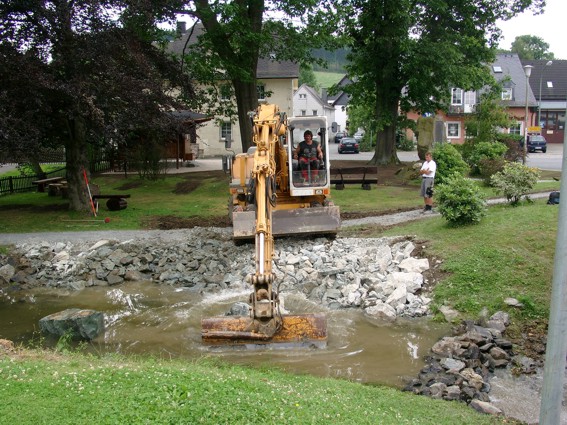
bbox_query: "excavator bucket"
[201,313,327,348]
[233,206,341,240]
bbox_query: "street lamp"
[523,64,533,164]
[538,60,553,126]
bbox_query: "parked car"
[334,132,346,144]
[354,132,364,142]
[338,137,359,154]
[527,134,547,153]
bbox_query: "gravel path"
[0,192,554,246]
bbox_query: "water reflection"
[0,282,449,387]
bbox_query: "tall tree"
[172,0,338,152]
[511,34,555,60]
[336,0,545,165]
[0,1,195,211]
[299,63,319,90]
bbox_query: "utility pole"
[522,65,533,165]
[539,106,567,424]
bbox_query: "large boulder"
[39,308,105,340]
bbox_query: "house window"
[464,91,476,105]
[501,88,513,101]
[220,122,232,141]
[509,122,522,135]
[492,65,503,73]
[446,122,461,139]
[299,94,306,99]
[257,83,265,100]
[312,110,318,116]
[301,110,306,116]
[451,88,463,105]
[219,84,232,101]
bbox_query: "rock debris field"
[1,227,435,321]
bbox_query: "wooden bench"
[47,182,68,197]
[330,166,378,190]
[32,176,64,193]
[92,194,131,211]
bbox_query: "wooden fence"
[0,167,67,196]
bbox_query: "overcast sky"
[497,0,566,59]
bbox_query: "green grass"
[314,71,345,88]
[0,168,560,233]
[0,353,509,425]
[0,163,65,177]
[0,172,230,233]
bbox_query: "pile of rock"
[1,227,436,319]
[403,311,516,415]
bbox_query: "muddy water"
[0,282,450,387]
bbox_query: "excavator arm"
[201,104,327,346]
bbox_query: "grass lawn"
[314,71,345,88]
[0,351,511,425]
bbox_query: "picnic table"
[32,176,64,193]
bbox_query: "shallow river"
[0,281,450,387]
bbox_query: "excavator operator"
[293,130,323,181]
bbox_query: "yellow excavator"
[201,103,339,346]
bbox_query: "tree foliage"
[510,35,555,60]
[173,0,339,152]
[0,0,195,211]
[335,0,545,165]
[299,63,319,90]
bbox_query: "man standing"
[419,151,436,213]
[293,130,323,181]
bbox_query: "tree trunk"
[65,117,92,212]
[233,79,259,153]
[370,96,400,165]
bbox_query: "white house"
[292,84,336,139]
[168,23,299,157]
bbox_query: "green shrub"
[431,143,469,185]
[496,135,524,163]
[435,173,487,226]
[396,135,415,151]
[478,157,506,184]
[490,162,541,205]
[466,141,507,175]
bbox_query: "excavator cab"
[288,117,330,190]
[228,114,340,240]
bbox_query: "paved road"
[329,143,564,171]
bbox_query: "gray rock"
[469,399,502,415]
[39,308,104,340]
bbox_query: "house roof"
[521,59,567,102]
[491,54,537,107]
[326,75,352,106]
[167,23,299,79]
[295,84,335,111]
[169,110,212,124]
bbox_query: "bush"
[396,135,415,151]
[496,135,524,163]
[478,157,506,184]
[466,141,507,175]
[490,162,541,205]
[431,143,469,185]
[436,173,487,226]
